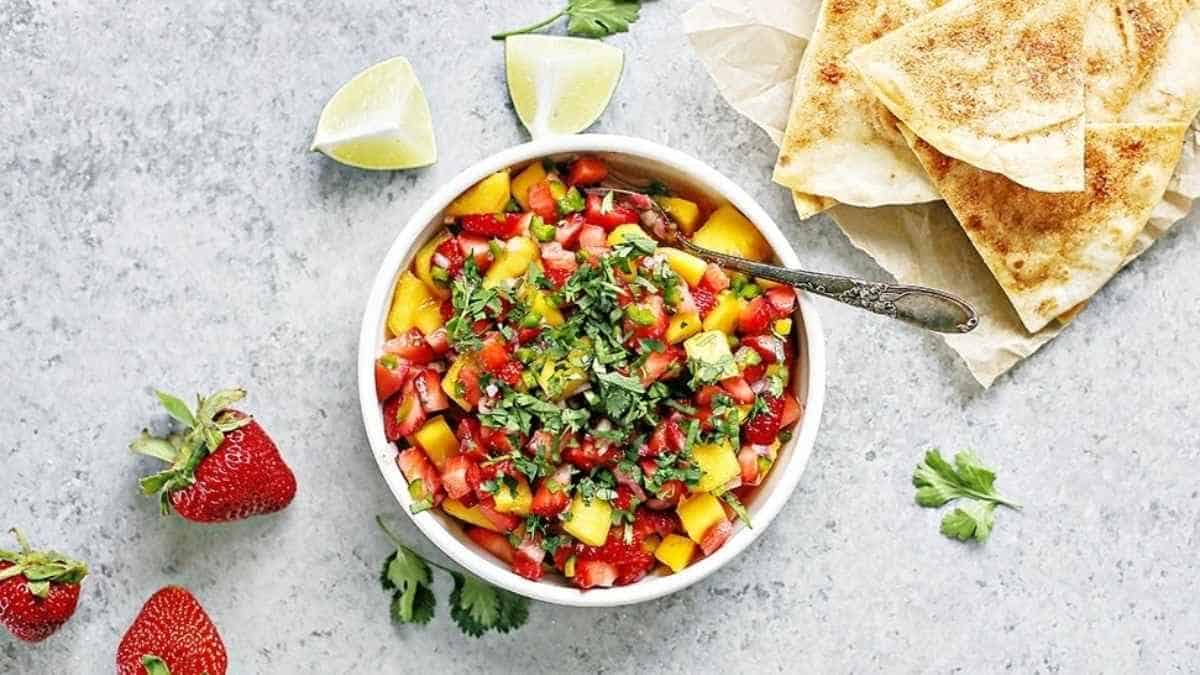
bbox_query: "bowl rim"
[358,134,826,607]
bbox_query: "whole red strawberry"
[116,586,227,675]
[130,388,297,523]
[0,528,87,642]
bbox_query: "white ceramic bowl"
[358,135,826,607]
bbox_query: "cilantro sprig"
[377,515,529,637]
[492,0,642,40]
[912,450,1020,543]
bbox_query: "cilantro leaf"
[566,0,641,38]
[380,547,434,625]
[939,500,995,543]
[912,450,1018,508]
[450,572,530,637]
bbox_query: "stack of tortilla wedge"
[772,0,1200,335]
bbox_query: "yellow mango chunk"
[511,162,546,210]
[413,297,444,336]
[607,223,654,248]
[411,416,459,469]
[683,330,739,380]
[493,475,533,516]
[441,355,475,411]
[445,171,511,217]
[655,196,701,235]
[562,495,612,546]
[521,282,565,327]
[677,493,727,544]
[387,271,435,336]
[702,291,743,335]
[666,311,702,345]
[693,205,772,262]
[774,318,792,336]
[413,232,451,299]
[654,534,697,573]
[443,498,500,532]
[692,443,741,493]
[658,247,706,287]
[483,236,539,288]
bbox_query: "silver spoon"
[590,188,979,334]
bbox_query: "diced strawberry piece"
[397,446,442,499]
[425,327,451,355]
[375,355,412,402]
[412,368,450,412]
[577,530,654,586]
[460,213,519,238]
[633,508,679,539]
[699,263,730,293]
[476,498,522,533]
[613,485,635,511]
[496,360,523,386]
[694,385,725,407]
[738,445,760,486]
[455,361,483,409]
[383,382,426,441]
[552,545,574,571]
[441,455,480,500]
[458,234,494,270]
[555,213,585,248]
[720,376,756,404]
[542,246,578,288]
[692,287,717,317]
[650,480,685,508]
[698,519,733,556]
[528,181,558,222]
[743,395,783,445]
[741,363,765,382]
[640,345,684,385]
[584,193,639,230]
[624,294,667,340]
[512,555,545,581]
[516,327,542,345]
[530,481,570,517]
[440,298,455,322]
[466,526,516,564]
[567,156,608,186]
[515,534,547,571]
[383,328,435,365]
[563,437,617,471]
[507,212,533,238]
[780,393,802,428]
[572,559,617,589]
[738,296,774,334]
[478,334,512,374]
[741,334,785,365]
[764,285,796,319]
[578,223,608,249]
[455,418,486,460]
[435,237,465,277]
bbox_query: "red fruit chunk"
[720,376,756,404]
[541,241,578,288]
[397,446,442,496]
[458,234,494,270]
[555,213,586,248]
[456,361,484,409]
[116,587,227,675]
[383,382,426,441]
[692,287,717,317]
[743,395,783,445]
[512,535,546,580]
[383,328,434,365]
[578,223,608,250]
[455,418,486,460]
[441,455,480,500]
[741,334,785,365]
[567,156,608,186]
[425,327,451,355]
[478,335,522,386]
[466,527,516,564]
[764,285,796,319]
[699,263,730,293]
[633,508,679,539]
[512,555,545,581]
[648,480,684,509]
[413,368,449,412]
[375,355,412,402]
[780,393,803,428]
[584,193,639,229]
[694,384,725,407]
[530,482,570,517]
[460,213,519,238]
[698,519,733,556]
[563,437,618,470]
[737,445,760,486]
[738,296,774,334]
[528,181,558,222]
[434,236,465,278]
[640,345,684,385]
[476,499,522,533]
[572,559,617,589]
[0,530,86,643]
[577,530,654,586]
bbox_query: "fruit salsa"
[375,156,804,589]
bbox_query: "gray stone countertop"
[3,1,1198,672]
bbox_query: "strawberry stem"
[140,655,172,675]
[10,527,31,554]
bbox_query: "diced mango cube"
[693,205,772,262]
[445,171,511,216]
[387,271,436,336]
[413,232,451,299]
[692,443,741,493]
[493,475,533,516]
[773,318,792,335]
[412,297,444,336]
[658,247,706,286]
[443,498,501,532]
[411,416,459,469]
[483,236,539,288]
[562,495,612,547]
[607,223,654,248]
[702,291,743,334]
[442,355,474,411]
[655,197,702,235]
[683,330,739,380]
[677,493,727,544]
[666,311,702,345]
[510,162,547,210]
[654,534,697,573]
[521,283,564,327]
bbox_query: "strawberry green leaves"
[376,516,529,637]
[492,0,642,41]
[0,528,88,599]
[913,450,1019,543]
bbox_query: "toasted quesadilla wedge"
[902,122,1188,333]
[849,0,1088,194]
[1118,3,1200,124]
[773,0,942,208]
[1085,0,1191,121]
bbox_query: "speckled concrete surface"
[2,1,1199,673]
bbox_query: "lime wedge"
[505,35,624,138]
[311,57,437,170]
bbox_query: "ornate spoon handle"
[678,239,979,334]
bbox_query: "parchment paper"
[683,0,1200,387]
